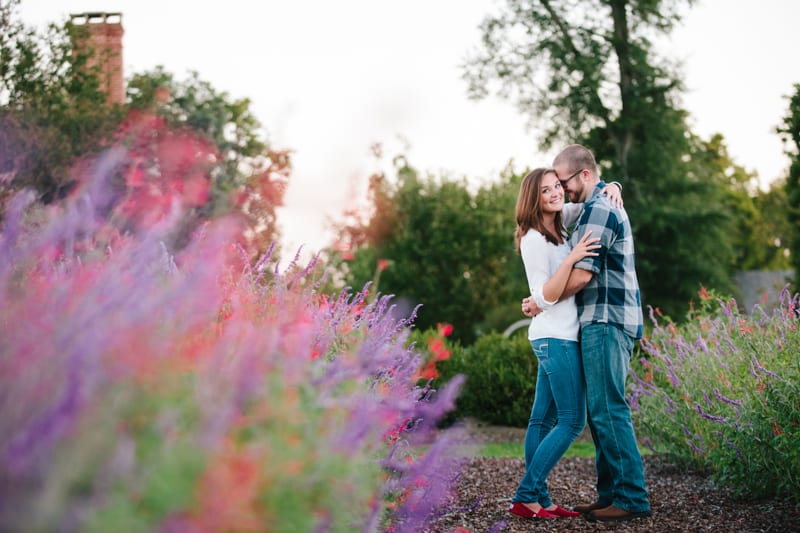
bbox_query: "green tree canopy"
[777,83,800,288]
[750,180,795,272]
[690,133,792,272]
[126,68,289,254]
[463,0,742,316]
[127,68,267,190]
[331,157,527,345]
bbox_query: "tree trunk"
[609,0,634,180]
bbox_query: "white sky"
[18,0,800,255]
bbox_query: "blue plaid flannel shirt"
[569,181,644,339]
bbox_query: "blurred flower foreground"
[0,126,465,532]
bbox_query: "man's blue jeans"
[581,323,650,512]
[513,338,586,506]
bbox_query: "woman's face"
[539,171,564,214]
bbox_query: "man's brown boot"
[587,504,652,522]
[573,501,608,514]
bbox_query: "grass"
[477,440,653,458]
[479,440,596,458]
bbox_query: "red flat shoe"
[508,502,557,519]
[546,505,580,518]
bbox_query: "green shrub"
[436,332,537,427]
[631,287,800,500]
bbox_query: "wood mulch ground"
[424,420,800,533]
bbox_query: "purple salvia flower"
[687,440,706,455]
[667,367,680,388]
[4,358,83,474]
[647,305,659,326]
[712,350,730,370]
[662,391,679,406]
[724,337,738,357]
[751,355,780,380]
[724,441,744,459]
[702,391,713,406]
[673,338,691,360]
[628,392,640,412]
[695,334,710,354]
[713,387,743,407]
[748,360,760,379]
[696,404,726,424]
[628,369,656,395]
[721,300,734,317]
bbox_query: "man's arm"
[560,267,593,299]
[522,267,593,316]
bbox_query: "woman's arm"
[540,231,599,302]
[521,231,600,311]
[520,232,556,310]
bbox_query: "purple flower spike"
[696,404,726,424]
[713,388,743,407]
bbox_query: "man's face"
[554,164,586,203]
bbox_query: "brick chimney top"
[69,12,125,105]
[70,12,123,25]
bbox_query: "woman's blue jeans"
[581,323,650,513]
[513,338,586,506]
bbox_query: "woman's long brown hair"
[514,168,565,253]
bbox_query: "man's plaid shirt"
[569,181,644,339]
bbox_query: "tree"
[127,68,290,255]
[777,83,800,289]
[750,180,795,272]
[463,0,740,316]
[0,0,122,208]
[0,0,288,256]
[331,156,527,344]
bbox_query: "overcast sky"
[19,0,800,254]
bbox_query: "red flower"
[427,338,451,361]
[377,258,390,271]
[437,323,454,337]
[772,420,783,436]
[698,286,710,300]
[417,362,438,380]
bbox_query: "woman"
[508,168,621,520]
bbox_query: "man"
[522,144,651,522]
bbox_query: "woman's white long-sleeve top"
[520,203,582,342]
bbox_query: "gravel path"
[425,421,800,532]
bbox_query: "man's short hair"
[554,144,598,176]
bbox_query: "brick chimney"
[69,12,125,105]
